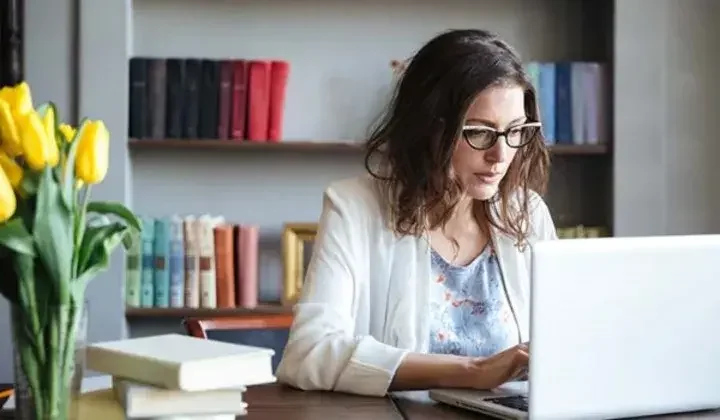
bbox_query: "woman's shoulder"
[324,174,384,214]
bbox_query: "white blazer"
[276,175,557,397]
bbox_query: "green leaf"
[61,118,89,210]
[0,218,35,256]
[86,201,142,231]
[76,221,130,286]
[33,166,74,304]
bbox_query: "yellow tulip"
[59,123,76,142]
[0,99,22,157]
[0,153,22,189]
[40,107,59,166]
[75,120,109,184]
[0,82,33,116]
[18,111,58,171]
[0,166,16,222]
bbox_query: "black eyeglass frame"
[461,121,542,151]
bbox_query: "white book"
[79,389,243,420]
[87,334,276,391]
[113,377,247,418]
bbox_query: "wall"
[0,0,131,382]
[613,0,720,236]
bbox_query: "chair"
[183,313,293,373]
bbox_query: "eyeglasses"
[462,122,542,151]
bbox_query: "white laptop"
[430,234,720,419]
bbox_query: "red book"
[267,61,290,142]
[230,60,249,141]
[217,60,233,140]
[246,60,271,142]
[235,225,259,308]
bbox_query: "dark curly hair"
[364,29,550,248]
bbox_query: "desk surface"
[3,383,720,419]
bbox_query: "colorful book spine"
[153,218,171,308]
[570,62,586,145]
[183,216,200,308]
[538,62,556,144]
[124,230,141,308]
[198,214,218,308]
[554,62,572,144]
[168,215,185,308]
[139,217,155,308]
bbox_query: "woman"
[276,29,557,397]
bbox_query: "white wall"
[614,0,720,236]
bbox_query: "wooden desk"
[390,390,720,420]
[242,384,402,419]
[0,383,403,420]
[4,383,720,419]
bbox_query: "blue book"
[168,215,186,308]
[554,62,573,144]
[538,63,556,144]
[153,218,171,308]
[525,61,540,94]
[139,217,155,308]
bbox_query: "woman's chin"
[467,184,499,201]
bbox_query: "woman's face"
[451,84,526,201]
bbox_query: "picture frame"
[281,222,318,305]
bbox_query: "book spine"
[198,215,218,308]
[183,216,200,308]
[538,62,556,144]
[236,224,259,308]
[140,217,155,307]
[168,215,185,308]
[153,218,171,308]
[267,60,290,142]
[570,62,586,145]
[554,62,573,145]
[124,230,142,307]
[247,60,271,142]
[214,224,235,308]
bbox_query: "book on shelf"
[128,57,290,142]
[525,61,608,146]
[125,214,260,311]
[557,225,608,239]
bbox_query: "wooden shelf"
[128,139,610,156]
[128,139,363,153]
[125,304,292,319]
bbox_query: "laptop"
[430,234,720,419]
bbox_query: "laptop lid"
[529,234,720,419]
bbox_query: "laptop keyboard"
[486,395,529,412]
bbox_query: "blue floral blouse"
[428,245,520,357]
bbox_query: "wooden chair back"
[183,313,293,372]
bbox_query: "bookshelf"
[125,305,291,319]
[125,0,615,328]
[128,139,610,156]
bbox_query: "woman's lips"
[475,172,501,184]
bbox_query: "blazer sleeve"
[275,183,408,397]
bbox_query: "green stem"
[48,311,61,419]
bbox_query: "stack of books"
[79,334,276,419]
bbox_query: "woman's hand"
[465,343,529,390]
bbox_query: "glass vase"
[11,300,89,420]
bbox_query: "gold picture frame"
[281,222,318,305]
